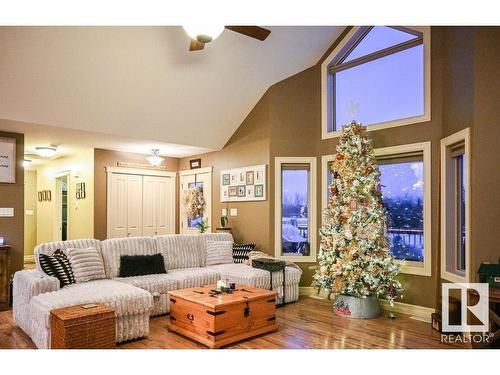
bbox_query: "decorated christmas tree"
[312,121,403,304]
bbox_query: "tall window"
[187,182,203,229]
[321,26,430,138]
[374,142,432,276]
[441,129,470,283]
[275,157,317,262]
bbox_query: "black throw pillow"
[232,243,256,263]
[119,254,167,278]
[39,249,76,288]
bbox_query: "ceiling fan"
[183,26,271,51]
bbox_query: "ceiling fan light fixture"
[36,146,58,158]
[183,25,225,43]
[147,149,164,167]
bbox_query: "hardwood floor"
[0,296,468,349]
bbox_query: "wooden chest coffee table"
[167,285,278,348]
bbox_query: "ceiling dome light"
[22,159,32,168]
[147,149,164,167]
[36,146,57,158]
[183,25,225,43]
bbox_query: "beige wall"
[180,27,500,309]
[24,170,37,257]
[0,128,24,277]
[93,148,180,240]
[36,148,94,244]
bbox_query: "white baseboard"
[299,286,435,320]
[24,255,36,264]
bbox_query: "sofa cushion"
[167,267,220,289]
[67,247,106,283]
[101,237,157,278]
[38,249,76,288]
[29,279,152,331]
[206,240,233,266]
[154,234,204,269]
[232,243,256,263]
[119,254,166,278]
[205,263,302,287]
[34,239,101,272]
[113,273,177,295]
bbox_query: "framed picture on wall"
[38,191,43,202]
[254,184,264,197]
[220,164,267,202]
[246,171,254,185]
[46,190,51,202]
[189,158,201,169]
[0,137,16,183]
[228,186,237,197]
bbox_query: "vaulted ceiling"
[0,26,344,154]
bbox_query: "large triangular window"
[323,26,429,134]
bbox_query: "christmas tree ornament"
[312,121,404,319]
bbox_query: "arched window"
[321,26,430,138]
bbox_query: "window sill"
[441,270,468,284]
[397,260,431,277]
[322,113,430,140]
[276,254,316,263]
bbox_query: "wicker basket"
[50,304,116,349]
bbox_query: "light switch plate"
[25,209,34,216]
[0,208,14,217]
[222,208,227,216]
[230,208,238,217]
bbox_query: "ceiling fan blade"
[224,26,271,41]
[189,39,205,51]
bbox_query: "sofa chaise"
[13,233,301,349]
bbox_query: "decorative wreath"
[183,187,206,219]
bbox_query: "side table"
[252,258,286,306]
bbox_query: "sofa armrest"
[13,269,60,335]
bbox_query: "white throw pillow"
[66,247,106,283]
[206,241,234,266]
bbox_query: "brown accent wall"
[179,95,271,250]
[0,128,24,278]
[93,148,180,240]
[470,27,500,279]
[184,27,499,309]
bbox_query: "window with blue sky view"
[332,26,424,130]
[379,160,424,262]
[281,167,310,256]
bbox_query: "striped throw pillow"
[66,247,106,283]
[206,241,234,266]
[38,249,76,288]
[232,243,256,263]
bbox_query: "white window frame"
[274,157,317,263]
[374,142,432,276]
[440,128,471,283]
[321,26,431,139]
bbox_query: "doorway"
[55,173,69,241]
[179,167,212,234]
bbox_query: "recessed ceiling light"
[36,146,57,158]
[147,149,164,167]
[22,159,32,168]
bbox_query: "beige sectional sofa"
[13,233,301,349]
